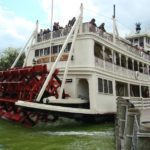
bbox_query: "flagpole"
[49,0,53,66]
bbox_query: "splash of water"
[40,131,114,136]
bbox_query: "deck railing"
[36,22,150,61]
[37,27,72,42]
[84,22,150,61]
[95,57,150,82]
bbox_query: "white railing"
[128,69,135,79]
[37,27,72,42]
[36,22,150,61]
[95,57,150,82]
[105,61,113,71]
[82,22,150,61]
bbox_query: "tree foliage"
[0,47,25,71]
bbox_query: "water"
[0,118,115,150]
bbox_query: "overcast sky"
[0,0,150,51]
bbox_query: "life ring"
[135,71,139,80]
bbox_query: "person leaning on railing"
[53,22,60,31]
[44,28,51,40]
[89,18,97,32]
[37,29,43,42]
[53,22,64,37]
[98,23,106,36]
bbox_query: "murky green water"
[0,144,4,150]
[0,118,115,150]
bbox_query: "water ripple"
[40,131,114,136]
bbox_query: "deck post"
[23,37,34,67]
[35,20,39,43]
[59,15,81,99]
[79,3,83,33]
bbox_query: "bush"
[0,47,25,71]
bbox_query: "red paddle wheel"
[0,65,67,126]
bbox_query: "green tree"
[0,47,25,71]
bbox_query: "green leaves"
[0,47,25,70]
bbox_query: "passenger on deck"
[89,18,97,32]
[53,22,59,31]
[46,28,50,33]
[45,28,51,39]
[68,17,76,27]
[90,18,96,26]
[43,29,47,35]
[53,22,64,37]
[53,22,63,31]
[98,23,106,32]
[43,29,47,40]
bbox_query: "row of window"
[116,81,149,98]
[98,78,113,94]
[98,79,149,98]
[94,42,150,75]
[35,43,72,57]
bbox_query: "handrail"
[95,57,150,82]
[37,22,150,62]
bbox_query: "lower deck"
[16,69,150,115]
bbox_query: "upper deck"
[24,22,150,84]
[32,22,150,63]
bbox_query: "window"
[105,47,112,62]
[130,84,140,97]
[116,81,128,96]
[52,46,58,54]
[59,45,62,53]
[141,86,149,98]
[40,49,43,56]
[35,43,72,57]
[44,47,50,55]
[108,81,113,94]
[35,49,40,57]
[94,43,103,59]
[52,45,62,54]
[64,43,72,52]
[104,79,108,93]
[98,78,103,92]
[134,38,138,43]
[129,39,133,43]
[98,78,113,95]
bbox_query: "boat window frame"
[98,77,113,95]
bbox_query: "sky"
[0,0,150,51]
